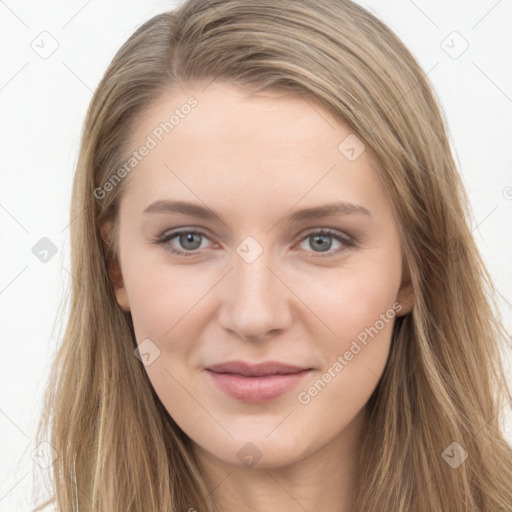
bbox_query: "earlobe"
[397,287,414,315]
[396,261,414,316]
[110,258,130,312]
[100,222,131,312]
[114,286,131,313]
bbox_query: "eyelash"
[154,227,356,258]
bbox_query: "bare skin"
[103,82,413,511]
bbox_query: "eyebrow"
[143,200,371,222]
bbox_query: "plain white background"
[1,1,511,510]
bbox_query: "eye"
[155,228,355,257]
[156,230,213,257]
[295,228,355,256]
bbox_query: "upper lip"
[206,360,311,377]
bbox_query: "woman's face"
[107,82,412,471]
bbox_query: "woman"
[33,0,512,510]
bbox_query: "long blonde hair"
[33,1,512,510]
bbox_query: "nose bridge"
[235,244,275,299]
[233,235,280,310]
[218,234,290,340]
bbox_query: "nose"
[217,243,293,342]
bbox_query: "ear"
[395,260,414,316]
[100,221,130,312]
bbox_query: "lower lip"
[205,369,312,403]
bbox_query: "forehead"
[131,82,348,148]
[119,82,386,214]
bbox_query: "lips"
[206,360,311,377]
[205,360,313,402]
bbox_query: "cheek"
[333,277,397,343]
[299,260,400,344]
[123,259,210,341]
[295,281,397,425]
[300,261,400,396]
[123,263,209,427]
